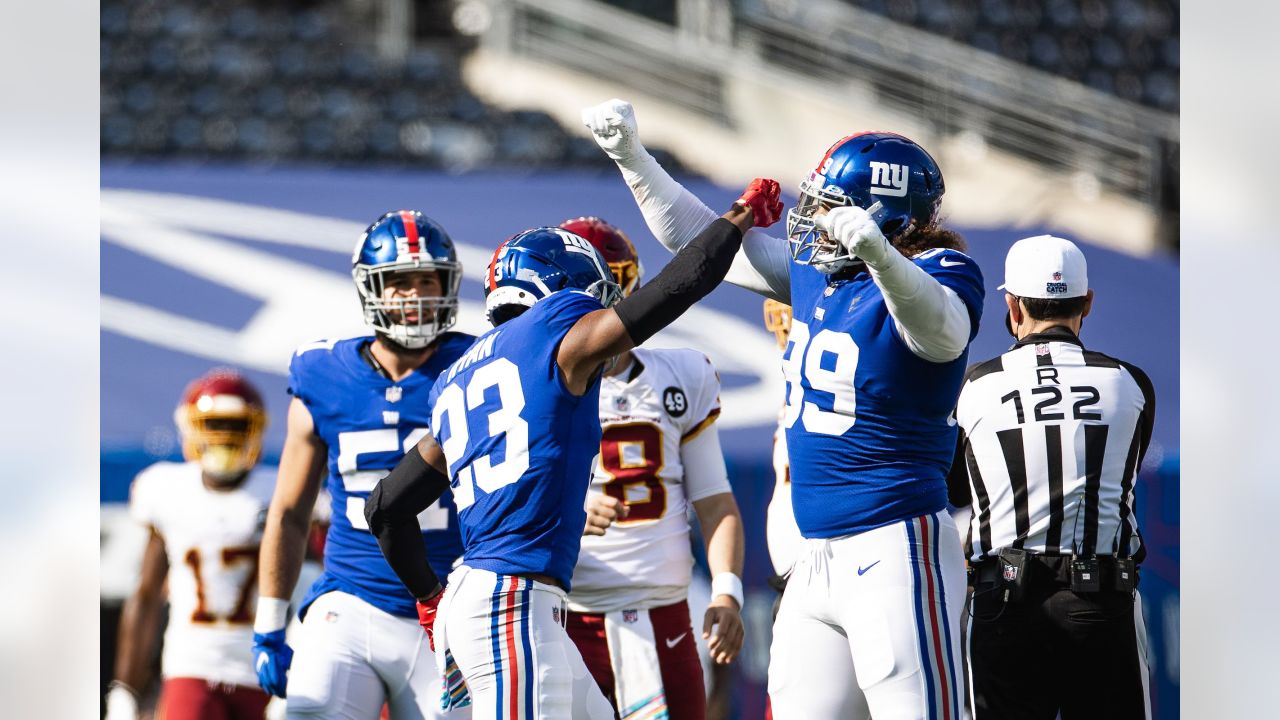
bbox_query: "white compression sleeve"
[616,154,792,303]
[863,250,972,363]
[681,422,732,502]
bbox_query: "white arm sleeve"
[617,155,793,303]
[681,423,732,502]
[863,251,972,363]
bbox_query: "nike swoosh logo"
[857,561,881,576]
[665,632,688,648]
[939,258,965,267]
[256,653,269,671]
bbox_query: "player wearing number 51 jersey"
[365,181,782,720]
[564,218,746,720]
[105,370,274,720]
[586,99,985,720]
[253,210,473,720]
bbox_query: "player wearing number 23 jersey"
[586,99,984,719]
[366,181,782,720]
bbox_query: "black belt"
[970,551,1137,596]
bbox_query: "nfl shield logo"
[552,606,561,624]
[386,386,403,403]
[1052,271,1062,281]
[1003,565,1019,582]
[1035,343,1050,356]
[622,609,638,624]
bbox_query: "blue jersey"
[289,333,474,618]
[783,248,984,537]
[429,290,604,590]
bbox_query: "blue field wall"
[102,164,1179,718]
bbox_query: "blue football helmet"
[786,132,945,273]
[484,227,623,326]
[352,210,462,348]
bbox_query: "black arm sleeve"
[613,218,744,346]
[364,449,451,600]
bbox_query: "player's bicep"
[270,398,327,523]
[556,308,632,393]
[135,528,169,598]
[411,428,448,475]
[730,227,792,303]
[682,421,731,502]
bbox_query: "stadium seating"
[101,0,692,170]
[838,0,1178,111]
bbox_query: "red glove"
[416,593,442,651]
[735,178,784,228]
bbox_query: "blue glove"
[252,629,293,698]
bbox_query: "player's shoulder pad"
[289,335,365,380]
[642,346,721,386]
[913,247,981,274]
[130,460,188,512]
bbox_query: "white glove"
[581,99,652,168]
[814,203,891,266]
[104,683,139,720]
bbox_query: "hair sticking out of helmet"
[762,299,793,351]
[352,210,462,349]
[558,216,644,297]
[786,132,945,274]
[173,369,267,482]
[483,227,623,326]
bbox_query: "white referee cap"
[997,234,1089,299]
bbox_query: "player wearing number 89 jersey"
[585,99,986,719]
[253,210,473,720]
[562,217,746,720]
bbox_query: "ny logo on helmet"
[869,161,909,198]
[556,229,597,257]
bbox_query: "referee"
[949,235,1155,719]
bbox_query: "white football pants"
[439,566,614,720]
[769,511,965,720]
[285,590,466,720]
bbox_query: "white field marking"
[101,190,782,429]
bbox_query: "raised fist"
[582,99,648,167]
[814,202,890,264]
[735,178,785,229]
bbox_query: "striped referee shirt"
[948,326,1155,562]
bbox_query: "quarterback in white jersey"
[106,370,276,720]
[562,217,746,720]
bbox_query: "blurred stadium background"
[100,0,1179,717]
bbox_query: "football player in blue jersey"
[583,100,985,720]
[363,179,783,719]
[252,210,475,720]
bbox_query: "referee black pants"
[966,559,1149,719]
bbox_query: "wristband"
[711,572,744,609]
[106,682,139,716]
[254,596,291,634]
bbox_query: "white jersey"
[569,347,731,613]
[765,413,803,576]
[129,461,276,687]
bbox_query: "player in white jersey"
[762,299,802,580]
[105,370,276,720]
[560,217,746,720]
